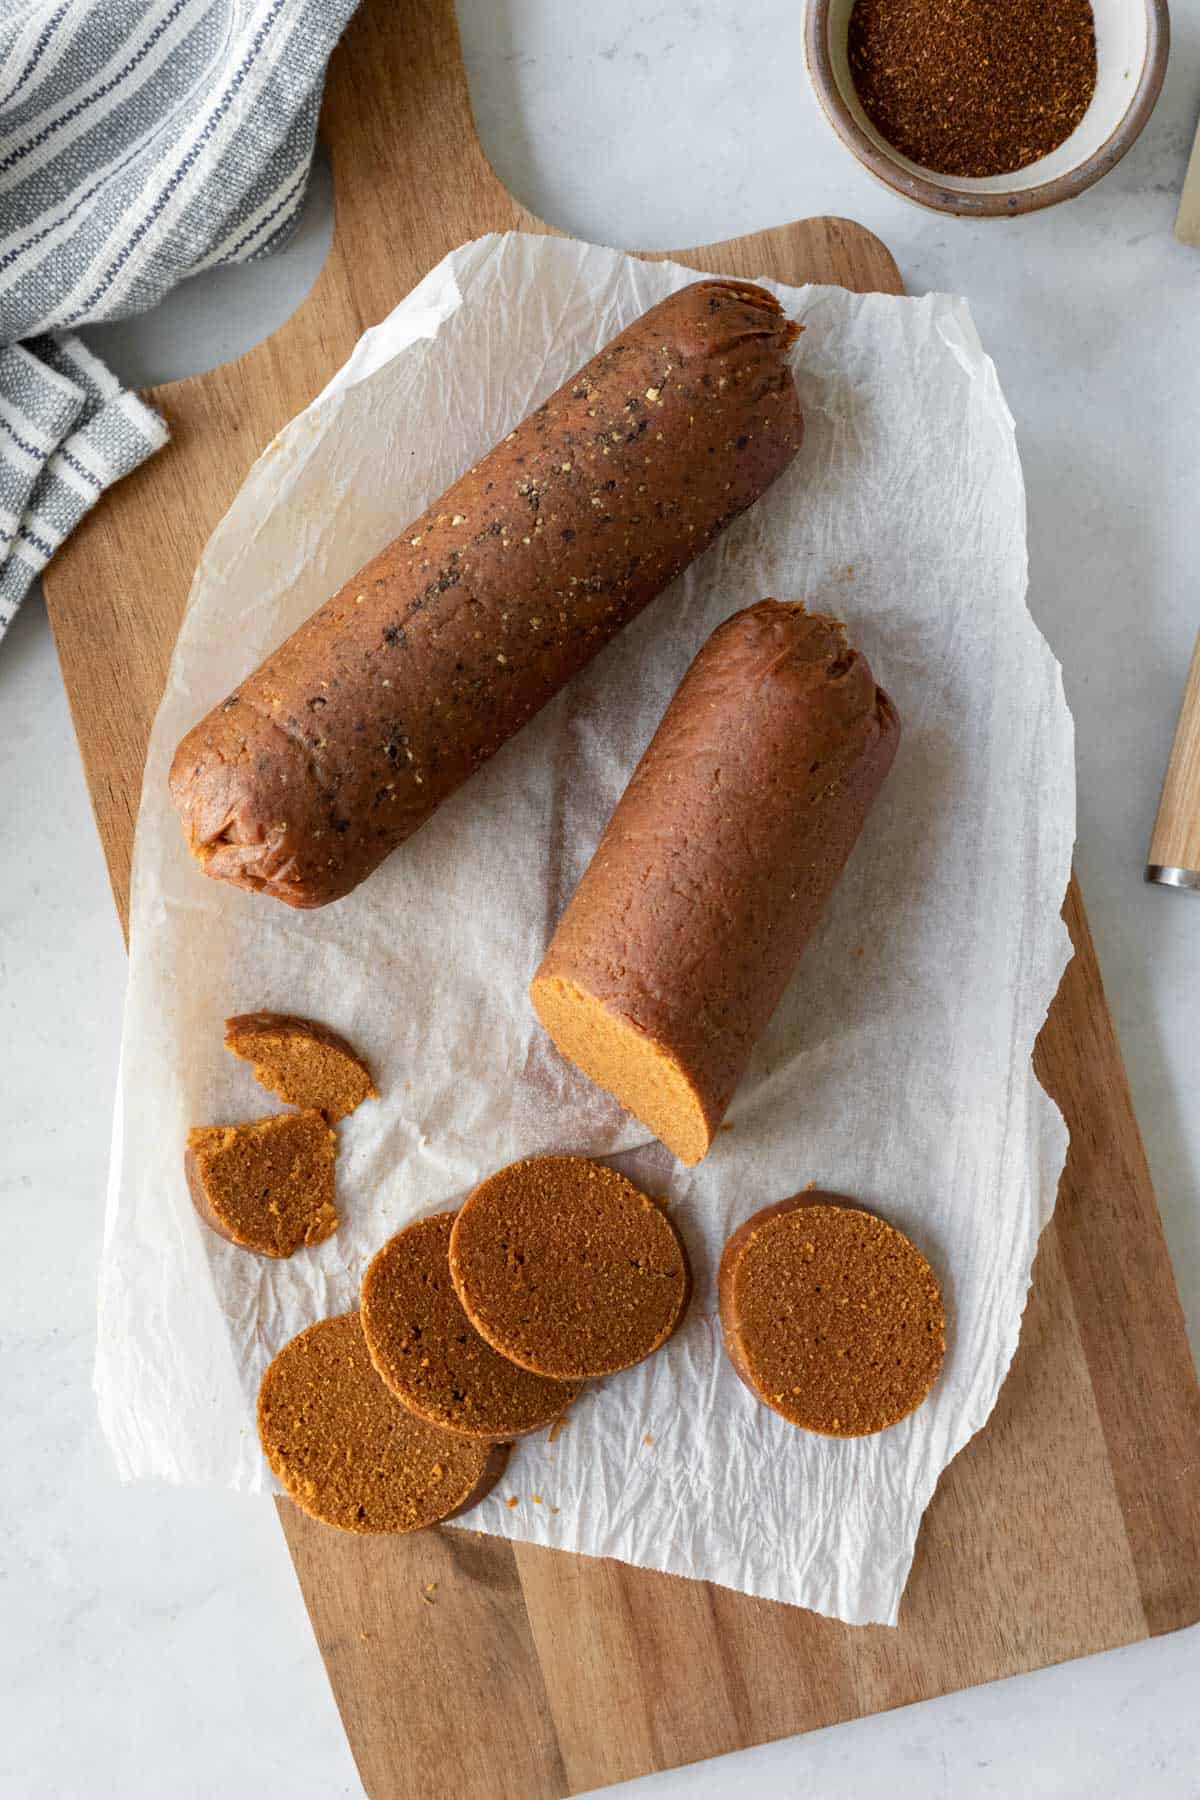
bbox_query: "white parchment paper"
[98,233,1074,1626]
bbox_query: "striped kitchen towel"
[0,0,359,641]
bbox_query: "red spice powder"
[848,0,1097,179]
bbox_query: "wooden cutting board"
[41,2,1200,1795]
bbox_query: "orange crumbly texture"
[185,1111,338,1257]
[529,977,711,1164]
[257,1312,507,1533]
[360,1212,578,1440]
[720,1200,945,1436]
[448,1154,690,1381]
[224,1011,376,1123]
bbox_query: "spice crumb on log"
[224,1011,375,1121]
[530,601,899,1165]
[169,280,803,908]
[185,1111,337,1257]
[258,1312,508,1533]
[718,1195,946,1436]
[361,1212,578,1440]
[848,0,1097,179]
[448,1155,690,1381]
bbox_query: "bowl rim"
[803,0,1171,218]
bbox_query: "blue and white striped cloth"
[0,0,358,639]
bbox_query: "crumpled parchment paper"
[97,232,1074,1626]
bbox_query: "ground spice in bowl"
[847,0,1098,179]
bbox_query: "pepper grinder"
[1146,629,1200,892]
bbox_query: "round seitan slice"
[257,1312,508,1533]
[224,1011,376,1122]
[718,1194,945,1435]
[361,1213,578,1440]
[448,1155,690,1381]
[185,1111,338,1257]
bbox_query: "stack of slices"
[258,1155,691,1535]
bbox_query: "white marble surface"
[3,2,1199,1795]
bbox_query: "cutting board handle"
[314,0,533,331]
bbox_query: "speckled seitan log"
[170,281,803,907]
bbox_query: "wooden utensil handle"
[1147,629,1200,890]
[1176,110,1200,247]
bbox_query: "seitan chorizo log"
[529,601,900,1164]
[170,280,802,907]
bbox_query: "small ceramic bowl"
[804,0,1170,217]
